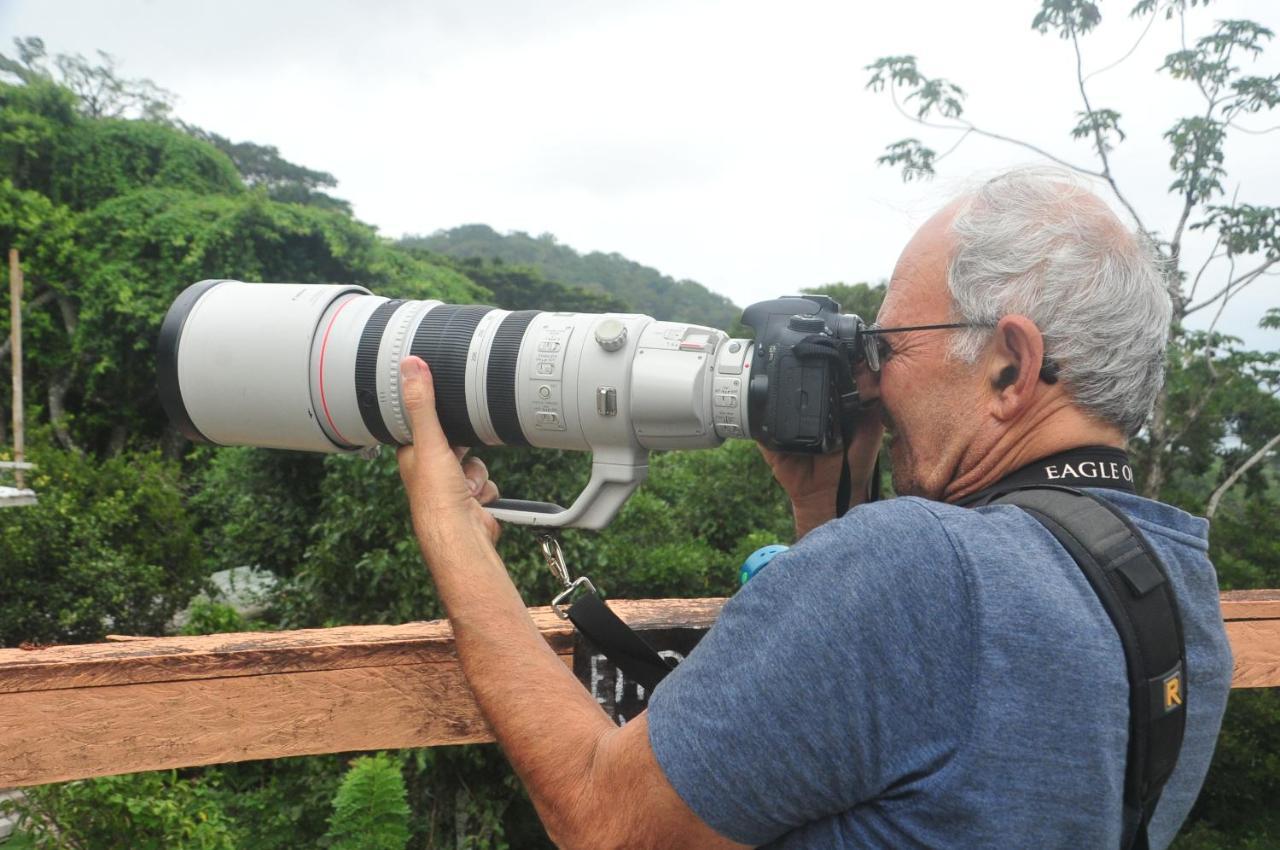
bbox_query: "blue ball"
[738,544,790,586]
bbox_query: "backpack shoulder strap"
[992,486,1188,850]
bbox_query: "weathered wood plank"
[0,593,1273,788]
[1219,588,1280,621]
[0,664,501,787]
[1225,617,1280,690]
[0,598,725,695]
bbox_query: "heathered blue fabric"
[647,489,1233,849]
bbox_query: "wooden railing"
[0,592,1275,788]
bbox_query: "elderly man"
[395,169,1233,849]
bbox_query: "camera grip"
[484,458,649,530]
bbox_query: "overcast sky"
[3,0,1277,350]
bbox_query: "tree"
[403,224,743,329]
[802,281,887,322]
[865,0,1280,509]
[0,36,174,122]
[183,126,353,213]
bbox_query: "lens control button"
[596,387,618,417]
[538,385,552,399]
[535,410,561,429]
[594,319,628,352]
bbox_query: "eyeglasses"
[857,321,1059,383]
[856,322,982,372]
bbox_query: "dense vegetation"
[402,223,741,329]
[0,27,1277,849]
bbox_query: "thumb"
[400,356,449,453]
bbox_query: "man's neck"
[942,400,1125,504]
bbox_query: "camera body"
[742,295,868,455]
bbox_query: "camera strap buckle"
[535,532,676,691]
[538,533,596,619]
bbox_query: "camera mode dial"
[788,315,827,334]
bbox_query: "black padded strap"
[567,591,676,693]
[994,486,1187,849]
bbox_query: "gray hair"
[945,168,1171,436]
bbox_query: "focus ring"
[355,299,404,445]
[487,310,541,446]
[410,304,495,447]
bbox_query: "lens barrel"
[158,281,556,452]
[159,280,752,458]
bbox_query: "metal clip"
[537,533,595,620]
[552,575,597,620]
[538,533,572,588]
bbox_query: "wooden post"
[0,593,1275,788]
[7,249,23,491]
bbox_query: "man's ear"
[985,315,1045,422]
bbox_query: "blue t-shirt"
[647,490,1233,849]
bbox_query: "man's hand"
[758,408,884,538]
[396,356,502,551]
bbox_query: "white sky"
[2,0,1277,350]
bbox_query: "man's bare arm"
[396,356,750,850]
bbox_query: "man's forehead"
[878,202,961,326]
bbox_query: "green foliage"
[4,771,237,850]
[279,450,439,627]
[433,254,632,313]
[47,118,242,210]
[1170,689,1280,849]
[210,756,346,850]
[184,125,352,213]
[324,754,411,850]
[1031,0,1102,37]
[403,224,741,328]
[0,446,203,646]
[179,598,252,636]
[190,446,326,578]
[802,281,887,322]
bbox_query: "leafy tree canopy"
[403,224,742,329]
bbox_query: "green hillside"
[402,224,741,329]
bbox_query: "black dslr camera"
[741,295,881,454]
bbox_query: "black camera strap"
[536,534,675,693]
[964,448,1185,850]
[954,444,1137,505]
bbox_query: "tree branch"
[1206,432,1280,520]
[1184,257,1278,316]
[887,87,1104,178]
[1186,240,1225,306]
[1083,9,1158,83]
[1071,28,1149,234]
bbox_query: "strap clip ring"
[551,575,597,620]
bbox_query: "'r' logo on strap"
[1164,673,1183,712]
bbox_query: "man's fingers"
[400,357,450,453]
[476,480,500,505]
[461,456,489,495]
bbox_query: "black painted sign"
[573,627,709,725]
